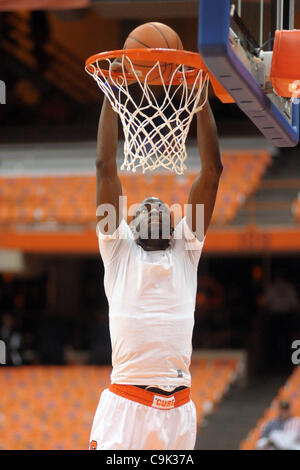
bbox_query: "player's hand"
[109,58,137,86]
[186,68,209,94]
[107,59,122,85]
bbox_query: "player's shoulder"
[172,217,205,247]
[289,416,300,425]
[97,217,134,241]
[97,218,135,265]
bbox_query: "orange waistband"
[109,384,191,410]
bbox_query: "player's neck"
[136,238,170,251]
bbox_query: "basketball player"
[89,83,222,450]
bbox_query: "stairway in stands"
[195,374,288,450]
[232,147,300,227]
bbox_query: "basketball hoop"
[85,49,209,174]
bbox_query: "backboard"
[198,0,299,147]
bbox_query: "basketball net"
[86,55,209,174]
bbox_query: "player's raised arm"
[186,98,223,238]
[96,93,122,233]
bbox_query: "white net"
[86,55,209,174]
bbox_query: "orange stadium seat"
[0,359,240,450]
[0,150,271,229]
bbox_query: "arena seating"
[0,357,240,450]
[240,367,300,450]
[213,150,271,224]
[0,150,270,229]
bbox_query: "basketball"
[123,22,183,85]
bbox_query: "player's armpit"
[97,218,134,266]
[172,217,206,267]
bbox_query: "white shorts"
[89,387,197,450]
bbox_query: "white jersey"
[97,217,205,388]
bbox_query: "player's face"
[131,197,172,250]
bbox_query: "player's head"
[279,400,291,421]
[130,196,173,251]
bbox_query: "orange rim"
[85,48,209,85]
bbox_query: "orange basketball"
[123,22,183,85]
